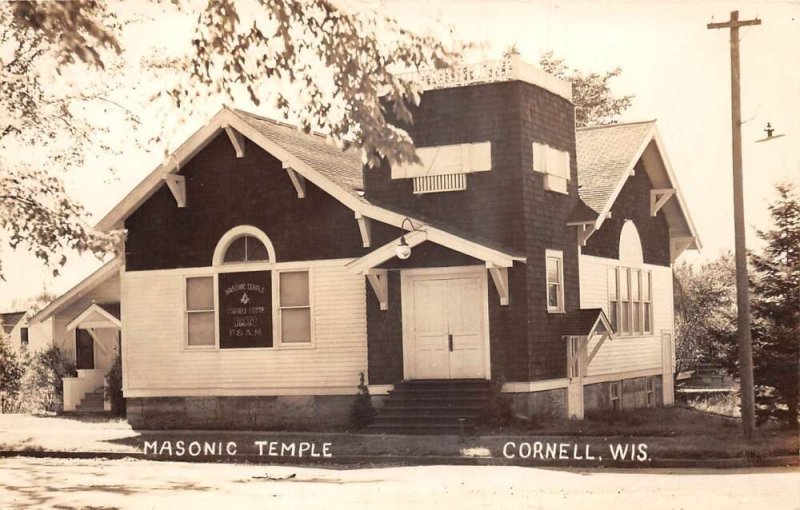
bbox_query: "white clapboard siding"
[579,254,673,377]
[122,261,367,397]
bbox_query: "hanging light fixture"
[395,236,412,260]
[395,218,420,260]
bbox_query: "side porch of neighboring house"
[27,260,121,413]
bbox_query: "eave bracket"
[366,269,388,311]
[650,188,676,216]
[224,125,245,158]
[355,212,372,248]
[283,162,306,199]
[164,174,186,208]
[487,262,509,306]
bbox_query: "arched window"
[212,225,276,266]
[222,235,269,263]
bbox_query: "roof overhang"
[66,303,121,331]
[591,123,701,254]
[97,106,526,272]
[29,258,121,324]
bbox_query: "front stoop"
[73,389,107,414]
[369,380,492,434]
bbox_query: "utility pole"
[707,10,761,439]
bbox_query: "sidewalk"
[1,414,797,469]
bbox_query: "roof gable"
[96,107,524,271]
[576,121,701,251]
[1,311,25,335]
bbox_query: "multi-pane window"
[546,250,564,312]
[619,267,630,333]
[278,270,311,344]
[645,377,655,407]
[186,276,215,347]
[608,267,653,335]
[608,267,619,332]
[643,271,652,334]
[20,327,29,347]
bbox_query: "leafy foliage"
[673,253,738,371]
[537,51,634,127]
[1,3,130,278]
[749,183,799,428]
[15,345,77,414]
[349,372,376,429]
[0,333,24,413]
[1,0,462,278]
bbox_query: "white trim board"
[583,367,662,385]
[502,379,569,393]
[123,386,360,398]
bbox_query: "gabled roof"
[1,311,25,335]
[66,302,122,331]
[96,107,524,269]
[29,258,121,324]
[576,120,656,213]
[575,120,701,250]
[560,308,613,338]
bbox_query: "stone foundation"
[126,395,354,430]
[584,375,663,412]
[507,388,568,420]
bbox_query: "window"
[608,266,653,336]
[20,327,29,347]
[278,270,311,344]
[223,235,269,263]
[645,377,655,407]
[608,267,618,332]
[532,142,570,194]
[619,268,630,334]
[185,276,215,347]
[545,250,564,312]
[610,381,622,411]
[643,271,653,334]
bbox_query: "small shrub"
[480,375,513,429]
[105,355,125,417]
[0,337,25,413]
[350,372,376,429]
[16,346,76,414]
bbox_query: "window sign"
[218,270,272,348]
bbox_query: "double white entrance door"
[404,271,487,380]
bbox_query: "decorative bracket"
[355,212,372,248]
[365,269,388,311]
[164,174,186,208]
[283,162,306,198]
[576,223,596,247]
[586,332,610,367]
[486,262,509,306]
[650,188,676,216]
[85,328,111,356]
[224,126,245,158]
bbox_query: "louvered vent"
[412,174,467,194]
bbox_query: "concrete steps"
[74,389,107,414]
[369,380,492,434]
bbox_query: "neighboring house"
[29,56,699,429]
[1,311,28,350]
[27,263,121,412]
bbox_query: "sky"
[1,0,798,311]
